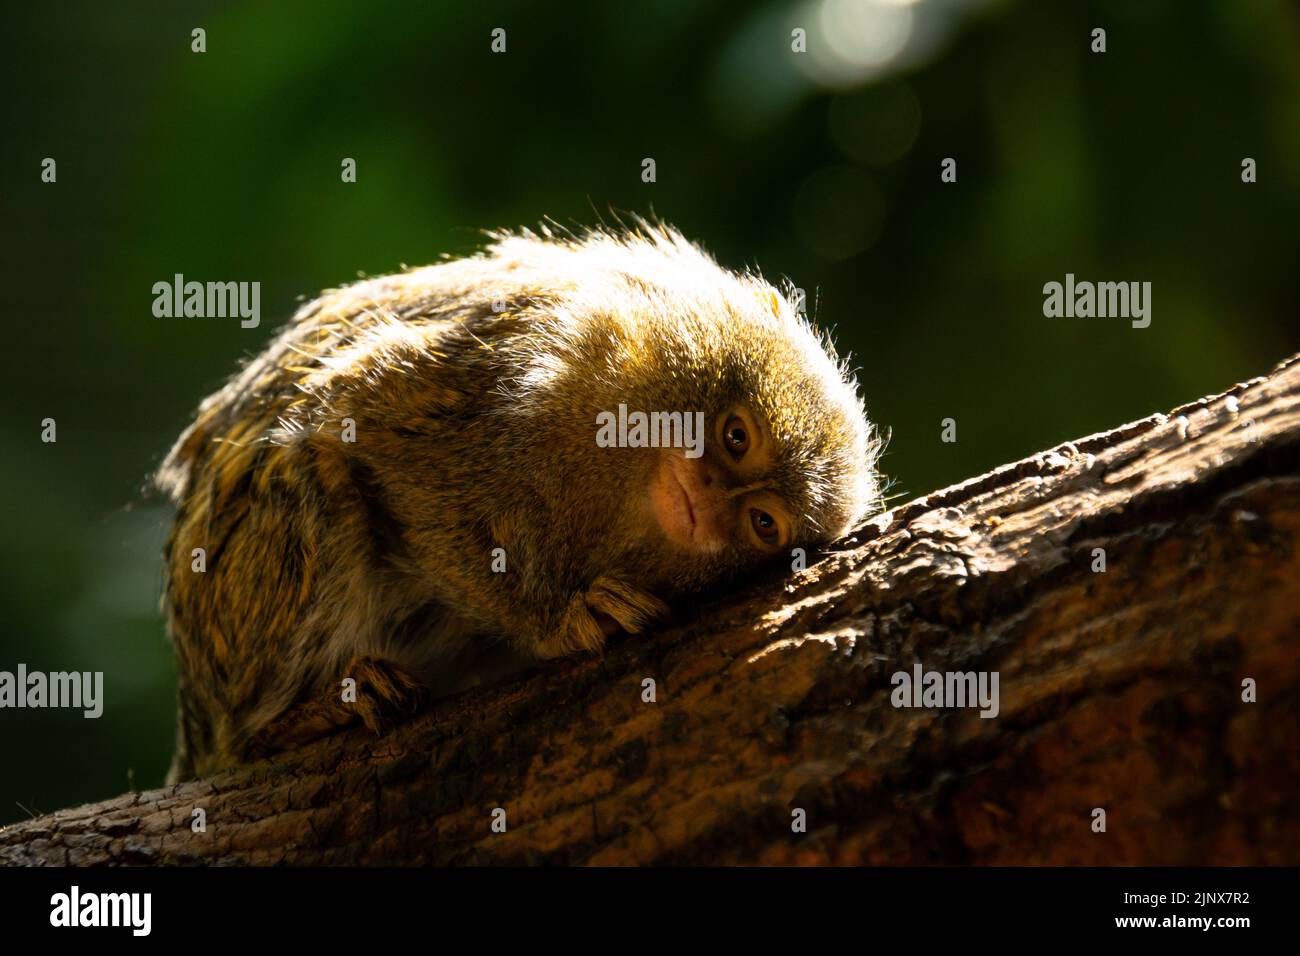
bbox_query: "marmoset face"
[648,406,793,555]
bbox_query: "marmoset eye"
[724,415,750,458]
[750,508,778,544]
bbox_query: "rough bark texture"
[4,355,1299,866]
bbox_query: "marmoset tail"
[154,221,883,782]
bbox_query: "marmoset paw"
[535,581,665,659]
[343,656,430,736]
[244,656,429,759]
[585,576,669,637]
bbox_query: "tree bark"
[4,355,1299,866]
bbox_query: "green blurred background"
[2,0,1297,825]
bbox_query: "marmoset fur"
[155,222,882,782]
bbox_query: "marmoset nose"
[682,454,731,508]
[698,457,728,491]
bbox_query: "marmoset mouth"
[650,452,725,553]
[676,470,697,528]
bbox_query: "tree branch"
[4,354,1299,865]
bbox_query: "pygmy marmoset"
[155,222,882,782]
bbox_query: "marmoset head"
[481,223,883,602]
